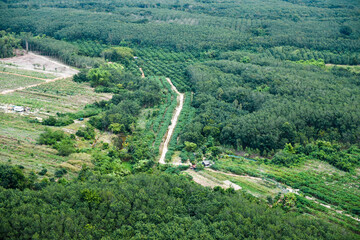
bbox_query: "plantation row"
[144,77,178,156]
[258,46,360,65]
[71,40,107,58]
[134,47,205,91]
[214,157,360,216]
[0,66,57,79]
[212,157,359,232]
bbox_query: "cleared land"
[0,78,111,118]
[0,72,45,92]
[0,52,78,78]
[0,54,111,179]
[0,66,57,79]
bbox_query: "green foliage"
[274,193,297,211]
[272,141,360,171]
[76,126,95,140]
[54,168,67,178]
[1,0,359,236]
[0,164,26,190]
[184,141,197,152]
[38,168,47,176]
[55,139,76,156]
[73,69,89,83]
[0,173,355,239]
[38,128,75,156]
[182,53,360,152]
[339,26,353,36]
[102,47,134,66]
[38,128,65,145]
[296,58,325,68]
[108,123,125,134]
[0,30,21,58]
[42,105,103,127]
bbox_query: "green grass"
[0,79,113,179]
[0,72,45,91]
[0,113,74,178]
[0,65,58,79]
[0,78,111,116]
[212,155,360,232]
[204,169,282,198]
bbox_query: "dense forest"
[1,0,360,238]
[0,164,357,239]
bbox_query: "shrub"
[38,168,47,176]
[54,168,67,178]
[55,139,76,156]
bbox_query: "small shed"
[202,160,213,167]
[14,106,24,112]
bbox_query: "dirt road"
[159,78,184,164]
[139,68,145,78]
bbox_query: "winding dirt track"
[159,78,184,164]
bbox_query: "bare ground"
[0,52,79,95]
[1,52,78,78]
[184,169,241,190]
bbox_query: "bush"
[38,128,65,146]
[73,69,89,83]
[55,139,76,156]
[54,168,67,178]
[0,164,26,190]
[76,126,95,140]
[38,168,47,176]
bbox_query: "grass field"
[0,65,58,79]
[208,155,360,232]
[0,78,111,116]
[0,72,45,91]
[0,78,113,179]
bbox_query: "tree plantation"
[0,0,359,239]
[0,167,357,239]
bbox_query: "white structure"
[14,106,24,112]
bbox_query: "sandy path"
[139,68,145,78]
[158,78,184,164]
[206,168,263,180]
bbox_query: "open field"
[0,72,45,92]
[0,78,111,118]
[0,82,110,179]
[0,52,78,78]
[207,155,360,231]
[0,65,58,79]
[0,55,111,179]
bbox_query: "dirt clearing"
[1,52,78,78]
[0,52,79,95]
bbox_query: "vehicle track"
[158,78,184,164]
